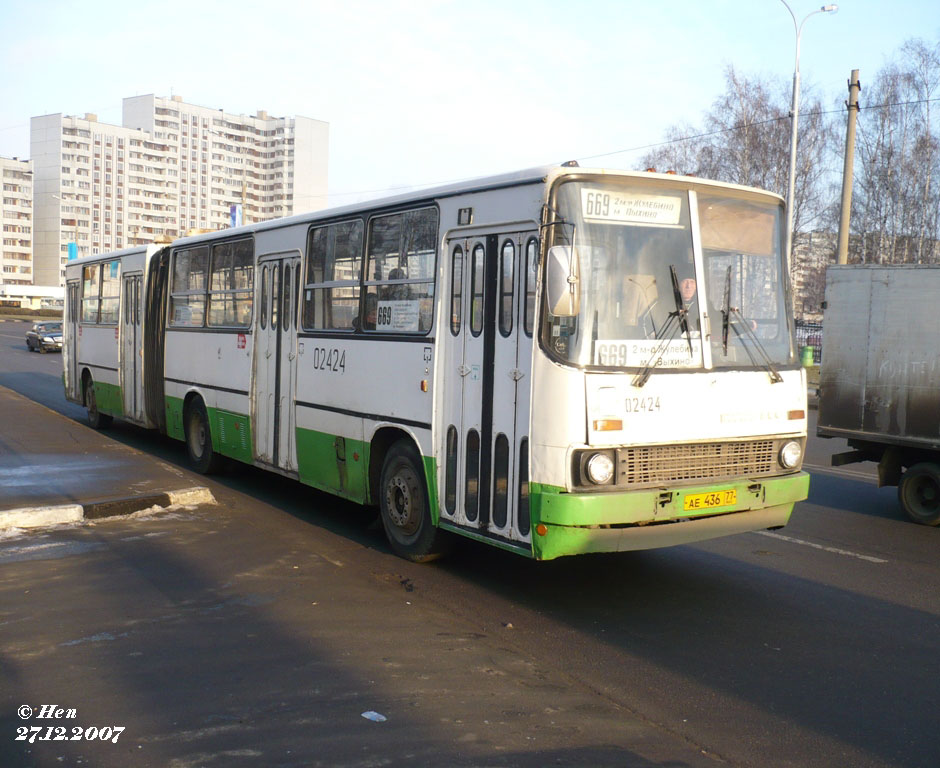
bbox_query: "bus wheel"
[185,398,223,474]
[898,463,940,526]
[379,440,451,562]
[85,378,112,430]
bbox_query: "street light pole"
[780,1,837,276]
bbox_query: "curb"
[0,487,215,530]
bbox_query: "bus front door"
[254,254,301,471]
[443,229,535,548]
[121,273,144,422]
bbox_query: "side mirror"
[546,246,580,317]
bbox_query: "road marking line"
[754,530,888,563]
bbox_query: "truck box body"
[818,264,940,450]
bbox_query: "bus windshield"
[545,179,794,371]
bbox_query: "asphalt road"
[0,319,937,768]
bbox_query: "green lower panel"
[529,472,810,560]
[165,396,184,441]
[296,428,369,504]
[208,407,253,463]
[423,455,440,525]
[93,381,123,419]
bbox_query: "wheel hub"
[388,477,412,527]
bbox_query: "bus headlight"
[779,440,802,469]
[586,453,615,485]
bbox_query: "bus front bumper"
[530,471,809,560]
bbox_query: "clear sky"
[1,0,937,207]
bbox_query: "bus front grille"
[617,440,776,485]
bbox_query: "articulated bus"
[63,165,809,561]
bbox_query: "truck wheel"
[897,463,940,526]
[379,440,451,562]
[184,398,223,474]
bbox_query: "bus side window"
[524,237,538,336]
[365,208,438,334]
[499,239,515,337]
[82,264,100,324]
[303,219,362,331]
[260,264,268,330]
[271,262,279,331]
[169,246,208,327]
[450,244,463,336]
[282,262,292,332]
[208,239,253,328]
[470,243,484,337]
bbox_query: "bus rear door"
[65,279,80,402]
[121,273,144,422]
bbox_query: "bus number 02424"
[311,347,346,373]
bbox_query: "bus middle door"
[254,254,301,471]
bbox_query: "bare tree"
[637,37,940,311]
[640,66,837,318]
[853,38,940,264]
[640,65,835,236]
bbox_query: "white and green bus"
[63,165,809,561]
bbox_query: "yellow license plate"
[683,489,737,511]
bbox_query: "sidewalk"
[0,385,211,527]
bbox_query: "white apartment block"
[0,156,33,287]
[30,95,328,286]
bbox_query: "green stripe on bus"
[531,473,808,527]
[207,407,253,464]
[93,380,123,418]
[165,396,185,441]
[296,427,370,505]
[528,473,809,560]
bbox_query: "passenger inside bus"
[384,267,410,300]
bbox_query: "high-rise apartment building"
[0,156,33,287]
[30,95,328,286]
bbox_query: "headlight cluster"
[576,438,803,489]
[586,453,615,485]
[778,440,802,469]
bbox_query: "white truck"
[817,264,940,525]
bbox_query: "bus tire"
[897,463,940,526]
[84,376,112,430]
[184,398,223,474]
[379,440,451,562]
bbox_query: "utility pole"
[836,69,861,265]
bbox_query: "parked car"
[25,321,63,353]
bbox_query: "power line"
[576,97,940,164]
[327,97,940,201]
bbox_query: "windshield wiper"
[669,264,694,356]
[722,265,732,355]
[720,267,782,383]
[633,265,692,388]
